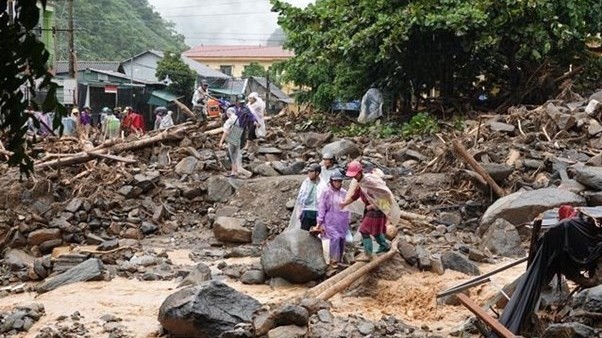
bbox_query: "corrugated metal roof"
[55,61,120,74]
[121,50,230,79]
[183,45,294,59]
[250,77,293,103]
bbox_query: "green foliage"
[331,122,402,139]
[1,0,65,174]
[242,62,266,78]
[156,51,195,97]
[401,113,440,137]
[52,0,187,62]
[271,0,602,110]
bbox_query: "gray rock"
[253,310,275,336]
[480,219,524,258]
[252,221,268,245]
[175,156,200,175]
[39,239,63,254]
[273,304,309,327]
[317,309,333,323]
[261,229,327,283]
[589,119,602,136]
[240,270,265,285]
[358,321,376,335]
[542,322,595,338]
[225,246,261,258]
[416,246,431,271]
[64,198,83,213]
[488,121,515,133]
[299,297,331,315]
[274,161,306,175]
[479,188,586,231]
[4,249,35,271]
[133,171,160,193]
[177,263,212,288]
[140,221,158,235]
[118,185,141,198]
[321,139,361,159]
[214,217,252,243]
[257,147,283,154]
[397,239,418,266]
[253,163,280,177]
[158,281,261,338]
[97,239,119,251]
[480,163,514,183]
[207,176,235,202]
[583,284,602,313]
[441,252,480,276]
[267,325,307,338]
[37,258,104,293]
[300,132,333,148]
[574,166,602,190]
[182,186,205,199]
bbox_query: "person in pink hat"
[340,160,400,261]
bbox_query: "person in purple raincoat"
[316,171,350,266]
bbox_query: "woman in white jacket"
[247,92,266,139]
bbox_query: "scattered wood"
[87,152,137,164]
[452,139,506,197]
[456,293,517,338]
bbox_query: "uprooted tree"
[271,0,602,112]
[0,0,65,174]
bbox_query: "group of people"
[293,156,401,266]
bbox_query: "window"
[220,65,233,76]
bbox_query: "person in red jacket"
[122,106,145,135]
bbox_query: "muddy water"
[0,248,526,337]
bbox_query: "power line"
[152,0,269,10]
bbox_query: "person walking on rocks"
[316,171,350,266]
[219,106,246,178]
[192,80,209,122]
[340,160,401,261]
[295,163,322,231]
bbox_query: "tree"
[242,62,266,78]
[271,0,602,112]
[52,0,188,61]
[156,51,195,98]
[1,0,65,174]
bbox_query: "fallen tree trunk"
[452,139,506,197]
[316,245,399,301]
[35,124,194,170]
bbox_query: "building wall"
[196,59,278,78]
[121,53,161,82]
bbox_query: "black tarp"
[492,214,602,336]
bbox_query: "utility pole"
[68,0,75,78]
[266,68,271,114]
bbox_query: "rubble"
[0,91,602,336]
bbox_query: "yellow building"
[183,45,293,78]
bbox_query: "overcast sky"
[146,0,314,47]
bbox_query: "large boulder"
[213,217,252,243]
[574,166,602,191]
[320,140,361,159]
[158,281,261,338]
[261,229,327,283]
[479,188,585,233]
[37,258,104,293]
[479,219,524,258]
[175,156,200,175]
[207,177,235,202]
[300,132,333,148]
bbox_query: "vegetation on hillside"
[271,0,602,112]
[52,0,188,61]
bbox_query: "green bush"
[401,112,440,137]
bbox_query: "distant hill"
[51,0,188,62]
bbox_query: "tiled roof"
[54,61,121,74]
[183,45,294,59]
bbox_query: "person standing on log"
[192,79,209,122]
[295,163,322,231]
[340,160,401,261]
[316,171,350,266]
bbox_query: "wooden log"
[316,248,399,301]
[87,152,136,164]
[35,125,192,170]
[173,99,198,120]
[452,139,506,197]
[305,261,368,299]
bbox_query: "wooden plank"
[456,293,516,338]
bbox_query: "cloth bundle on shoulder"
[226,117,244,147]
